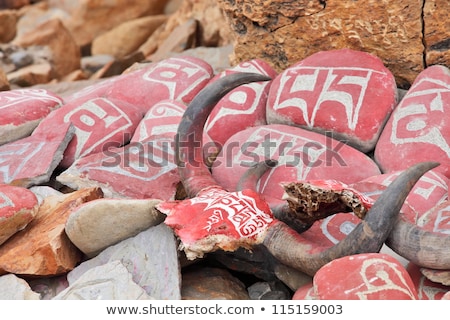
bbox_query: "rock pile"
[0,0,449,301]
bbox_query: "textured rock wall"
[218,0,449,88]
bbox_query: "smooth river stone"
[0,88,63,146]
[211,124,381,206]
[375,65,450,178]
[266,49,397,153]
[313,253,419,299]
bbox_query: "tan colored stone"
[424,0,450,67]
[49,0,169,47]
[6,62,53,86]
[13,19,80,79]
[0,68,10,91]
[0,10,17,43]
[0,0,29,10]
[219,0,426,88]
[0,187,104,276]
[92,15,168,58]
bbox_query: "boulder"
[0,274,40,300]
[0,10,17,43]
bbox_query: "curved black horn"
[176,72,272,198]
[263,161,439,276]
[236,159,278,191]
[386,216,450,270]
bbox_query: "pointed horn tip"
[264,159,278,167]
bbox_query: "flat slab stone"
[0,121,75,187]
[67,224,181,300]
[0,88,63,145]
[203,59,276,156]
[375,65,450,178]
[0,184,39,245]
[211,124,381,206]
[65,198,165,257]
[0,187,103,276]
[314,253,419,299]
[266,49,397,152]
[53,260,153,300]
[34,96,145,169]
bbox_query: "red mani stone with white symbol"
[314,253,419,299]
[34,96,145,169]
[203,59,277,156]
[211,124,381,206]
[0,88,63,145]
[375,65,450,178]
[0,184,38,245]
[107,56,214,112]
[407,263,450,300]
[266,49,397,153]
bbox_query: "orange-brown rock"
[0,10,17,43]
[91,14,168,59]
[6,62,53,86]
[0,68,9,91]
[0,187,103,276]
[218,0,447,88]
[48,0,169,47]
[424,0,450,67]
[13,19,80,79]
[0,0,29,9]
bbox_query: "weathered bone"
[176,72,272,198]
[262,161,439,276]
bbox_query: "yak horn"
[176,72,272,198]
[263,161,439,276]
[386,216,450,270]
[236,159,278,191]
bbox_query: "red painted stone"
[351,169,449,223]
[292,282,316,300]
[211,124,381,206]
[57,135,179,200]
[203,59,277,156]
[314,253,419,300]
[34,96,145,169]
[0,121,75,187]
[407,263,450,300]
[416,199,450,234]
[0,88,63,145]
[0,184,39,245]
[266,49,397,153]
[107,56,214,112]
[375,65,450,178]
[131,99,186,143]
[159,186,275,260]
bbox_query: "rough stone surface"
[6,62,53,86]
[314,253,419,299]
[218,0,433,88]
[53,260,153,300]
[423,0,450,68]
[0,274,40,300]
[0,121,75,187]
[211,124,381,206]
[0,68,9,91]
[181,266,250,299]
[407,263,450,300]
[0,10,17,43]
[67,224,181,300]
[0,88,63,145]
[266,49,397,152]
[0,184,38,245]
[375,65,450,178]
[0,187,103,276]
[65,198,165,257]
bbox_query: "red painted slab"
[203,59,276,156]
[314,253,419,299]
[211,124,381,206]
[34,97,145,169]
[107,56,214,112]
[0,122,75,187]
[267,49,397,152]
[407,263,450,300]
[375,65,450,178]
[417,199,450,234]
[0,88,63,145]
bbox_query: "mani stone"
[313,253,419,300]
[375,65,450,178]
[0,88,63,145]
[211,124,381,206]
[0,184,38,246]
[266,49,397,153]
[218,0,427,88]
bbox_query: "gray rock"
[0,274,40,300]
[53,260,153,300]
[68,223,181,299]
